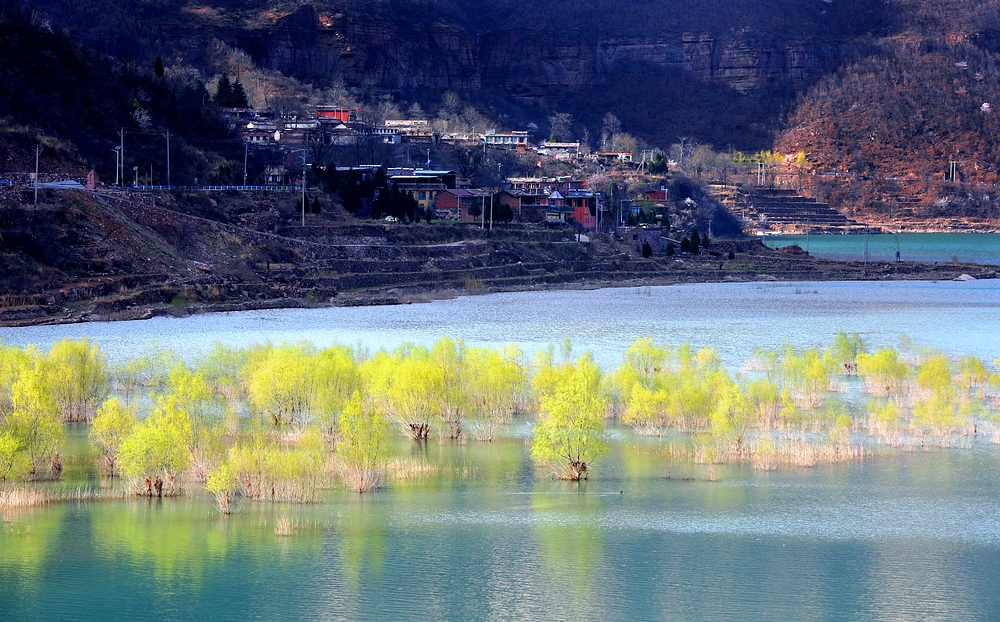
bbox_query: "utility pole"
[34,145,40,206]
[301,149,307,227]
[164,131,172,189]
[489,190,493,231]
[114,147,121,187]
[119,128,125,185]
[243,141,249,189]
[133,166,139,187]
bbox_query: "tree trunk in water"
[409,422,430,441]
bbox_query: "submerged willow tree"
[339,392,389,492]
[89,397,138,476]
[531,349,608,480]
[44,337,110,423]
[464,345,527,441]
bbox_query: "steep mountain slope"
[776,0,1000,220]
[25,0,889,152]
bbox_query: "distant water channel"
[3,282,1000,620]
[764,232,1000,265]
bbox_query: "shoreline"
[4,250,997,328]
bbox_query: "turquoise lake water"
[3,282,1000,620]
[764,232,1000,265]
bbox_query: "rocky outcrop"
[230,6,853,98]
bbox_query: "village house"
[538,141,581,160]
[483,129,529,151]
[592,151,634,164]
[387,169,463,214]
[435,188,494,221]
[642,188,670,203]
[617,225,670,253]
[316,106,360,123]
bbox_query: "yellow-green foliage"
[90,397,138,476]
[0,343,35,415]
[464,345,527,441]
[618,342,730,436]
[110,344,176,404]
[44,338,109,422]
[431,336,467,437]
[338,392,389,492]
[205,458,239,513]
[911,352,963,436]
[856,348,909,397]
[3,367,64,480]
[780,347,838,408]
[0,430,32,486]
[531,352,608,480]
[117,395,194,491]
[365,344,444,440]
[230,427,326,502]
[833,330,866,374]
[245,343,317,425]
[957,355,988,396]
[312,345,363,444]
[197,343,251,397]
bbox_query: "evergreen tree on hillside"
[231,79,249,108]
[690,229,701,250]
[154,56,164,78]
[215,74,234,106]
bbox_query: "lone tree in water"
[531,348,608,480]
[338,392,389,492]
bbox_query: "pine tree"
[231,79,249,108]
[666,243,675,256]
[154,57,164,79]
[312,197,321,214]
[215,74,234,106]
[690,229,701,250]
[642,240,653,257]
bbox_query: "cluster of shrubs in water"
[2,332,1000,511]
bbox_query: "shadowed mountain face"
[20,0,888,152]
[29,0,887,98]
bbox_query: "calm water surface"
[765,232,1000,265]
[3,279,1000,369]
[3,282,1000,620]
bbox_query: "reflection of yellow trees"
[532,487,603,611]
[90,501,234,582]
[1,505,64,579]
[336,500,387,591]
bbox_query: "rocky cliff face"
[230,6,851,99]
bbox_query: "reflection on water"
[3,282,1000,620]
[2,437,1000,620]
